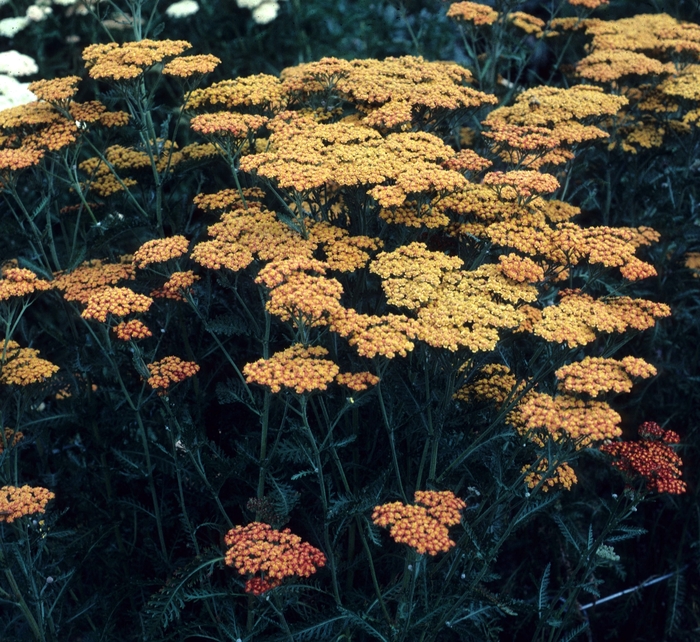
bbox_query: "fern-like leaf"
[538,563,551,617]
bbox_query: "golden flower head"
[133,236,190,269]
[0,267,50,300]
[112,319,153,341]
[162,54,221,78]
[555,356,656,397]
[446,1,498,26]
[522,459,578,492]
[81,286,153,323]
[28,76,81,104]
[243,344,340,394]
[150,270,200,302]
[0,340,59,386]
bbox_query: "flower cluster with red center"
[224,522,326,595]
[372,490,466,556]
[600,421,687,494]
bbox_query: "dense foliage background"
[0,1,698,641]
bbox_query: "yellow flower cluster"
[446,1,498,26]
[162,54,221,78]
[568,0,608,8]
[372,490,466,556]
[52,256,135,304]
[243,344,340,394]
[133,236,190,269]
[79,145,151,197]
[685,252,700,277]
[150,271,200,302]
[454,364,523,406]
[0,340,59,386]
[112,319,153,341]
[28,76,81,104]
[190,112,268,137]
[81,286,153,322]
[307,221,383,272]
[186,74,286,112]
[146,356,200,390]
[522,459,578,492]
[483,170,560,201]
[498,254,545,283]
[224,522,326,595]
[0,485,54,523]
[532,290,670,347]
[83,39,192,81]
[555,356,657,397]
[576,50,673,83]
[0,267,50,300]
[509,12,546,38]
[330,309,419,359]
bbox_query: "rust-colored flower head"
[150,271,200,302]
[335,371,380,391]
[0,485,54,522]
[146,356,199,391]
[372,490,466,556]
[0,427,23,454]
[224,522,326,595]
[601,421,687,494]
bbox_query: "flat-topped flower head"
[0,267,50,300]
[555,356,656,397]
[243,344,339,394]
[52,257,135,304]
[162,54,220,79]
[81,287,153,322]
[150,271,200,302]
[28,76,81,104]
[446,2,498,26]
[0,485,54,522]
[601,421,686,494]
[146,356,199,391]
[133,236,190,269]
[224,522,326,595]
[0,340,59,386]
[372,490,466,556]
[113,319,153,341]
[83,39,192,81]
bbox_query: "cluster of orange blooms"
[0,427,23,454]
[113,319,153,341]
[133,236,190,269]
[81,286,153,323]
[224,522,326,595]
[555,356,657,397]
[0,268,51,301]
[522,459,578,492]
[1,340,59,386]
[601,422,687,494]
[145,356,200,391]
[0,485,54,523]
[372,490,466,556]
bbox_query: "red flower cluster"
[601,421,687,494]
[224,522,326,595]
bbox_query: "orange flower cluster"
[243,344,340,394]
[445,1,498,26]
[0,267,51,300]
[146,356,200,391]
[28,76,81,104]
[498,254,545,283]
[79,144,151,197]
[112,319,153,341]
[522,459,578,492]
[483,170,560,201]
[335,371,380,391]
[0,485,54,523]
[150,271,200,302]
[576,50,673,83]
[0,340,59,386]
[532,290,670,347]
[52,257,135,304]
[307,221,383,272]
[224,522,326,595]
[0,148,45,172]
[568,0,608,8]
[190,112,268,138]
[555,356,656,397]
[186,74,287,112]
[162,54,221,79]
[514,392,622,444]
[685,252,700,277]
[601,422,686,494]
[133,236,190,269]
[454,363,523,406]
[372,490,466,556]
[0,427,23,454]
[191,202,315,272]
[81,287,153,322]
[83,39,192,81]
[509,12,546,38]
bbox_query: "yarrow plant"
[0,1,695,641]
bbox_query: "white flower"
[52,0,80,5]
[26,4,52,21]
[0,74,36,110]
[0,50,38,76]
[236,0,264,8]
[251,0,279,23]
[0,16,31,37]
[165,0,199,18]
